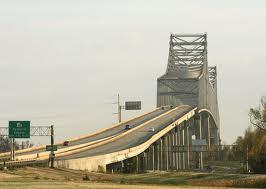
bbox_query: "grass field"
[0,167,265,188]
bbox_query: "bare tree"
[249,96,266,132]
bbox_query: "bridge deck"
[58,105,193,160]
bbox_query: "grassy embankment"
[0,167,265,189]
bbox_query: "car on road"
[148,127,155,132]
[125,125,132,130]
[63,141,69,146]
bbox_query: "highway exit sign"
[46,145,57,151]
[9,121,30,138]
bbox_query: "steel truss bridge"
[0,33,220,172]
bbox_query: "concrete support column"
[136,155,139,173]
[152,145,155,171]
[160,138,163,170]
[146,151,149,170]
[148,148,151,170]
[199,116,203,170]
[182,128,185,169]
[178,126,182,169]
[121,160,124,172]
[184,120,190,169]
[149,146,153,170]
[175,127,179,170]
[210,127,218,145]
[172,130,176,170]
[179,124,184,170]
[206,115,211,149]
[217,128,220,145]
[195,113,203,170]
[183,122,187,169]
[165,135,169,171]
[143,151,147,171]
[187,119,191,169]
[168,133,173,170]
[156,141,160,170]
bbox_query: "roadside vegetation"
[0,137,33,153]
[231,96,266,173]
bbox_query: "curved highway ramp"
[54,105,197,172]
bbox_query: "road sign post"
[113,94,142,123]
[50,125,55,168]
[8,121,31,161]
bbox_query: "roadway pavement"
[58,105,193,160]
[1,106,170,159]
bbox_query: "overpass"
[0,33,220,173]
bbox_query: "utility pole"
[12,138,15,160]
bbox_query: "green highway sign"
[9,121,30,138]
[46,145,57,151]
[125,101,141,110]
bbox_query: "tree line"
[243,96,266,173]
[0,136,34,153]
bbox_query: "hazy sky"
[0,0,265,145]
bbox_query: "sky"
[0,0,265,145]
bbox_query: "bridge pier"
[160,137,163,170]
[130,115,216,173]
[181,124,185,169]
[171,129,176,170]
[195,114,203,170]
[178,125,182,169]
[156,140,160,170]
[175,127,179,170]
[168,133,173,170]
[186,120,191,169]
[201,113,211,148]
[152,144,155,171]
[136,155,139,173]
[165,135,169,170]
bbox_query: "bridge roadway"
[58,105,193,160]
[0,106,171,159]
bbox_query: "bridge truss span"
[157,33,219,139]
